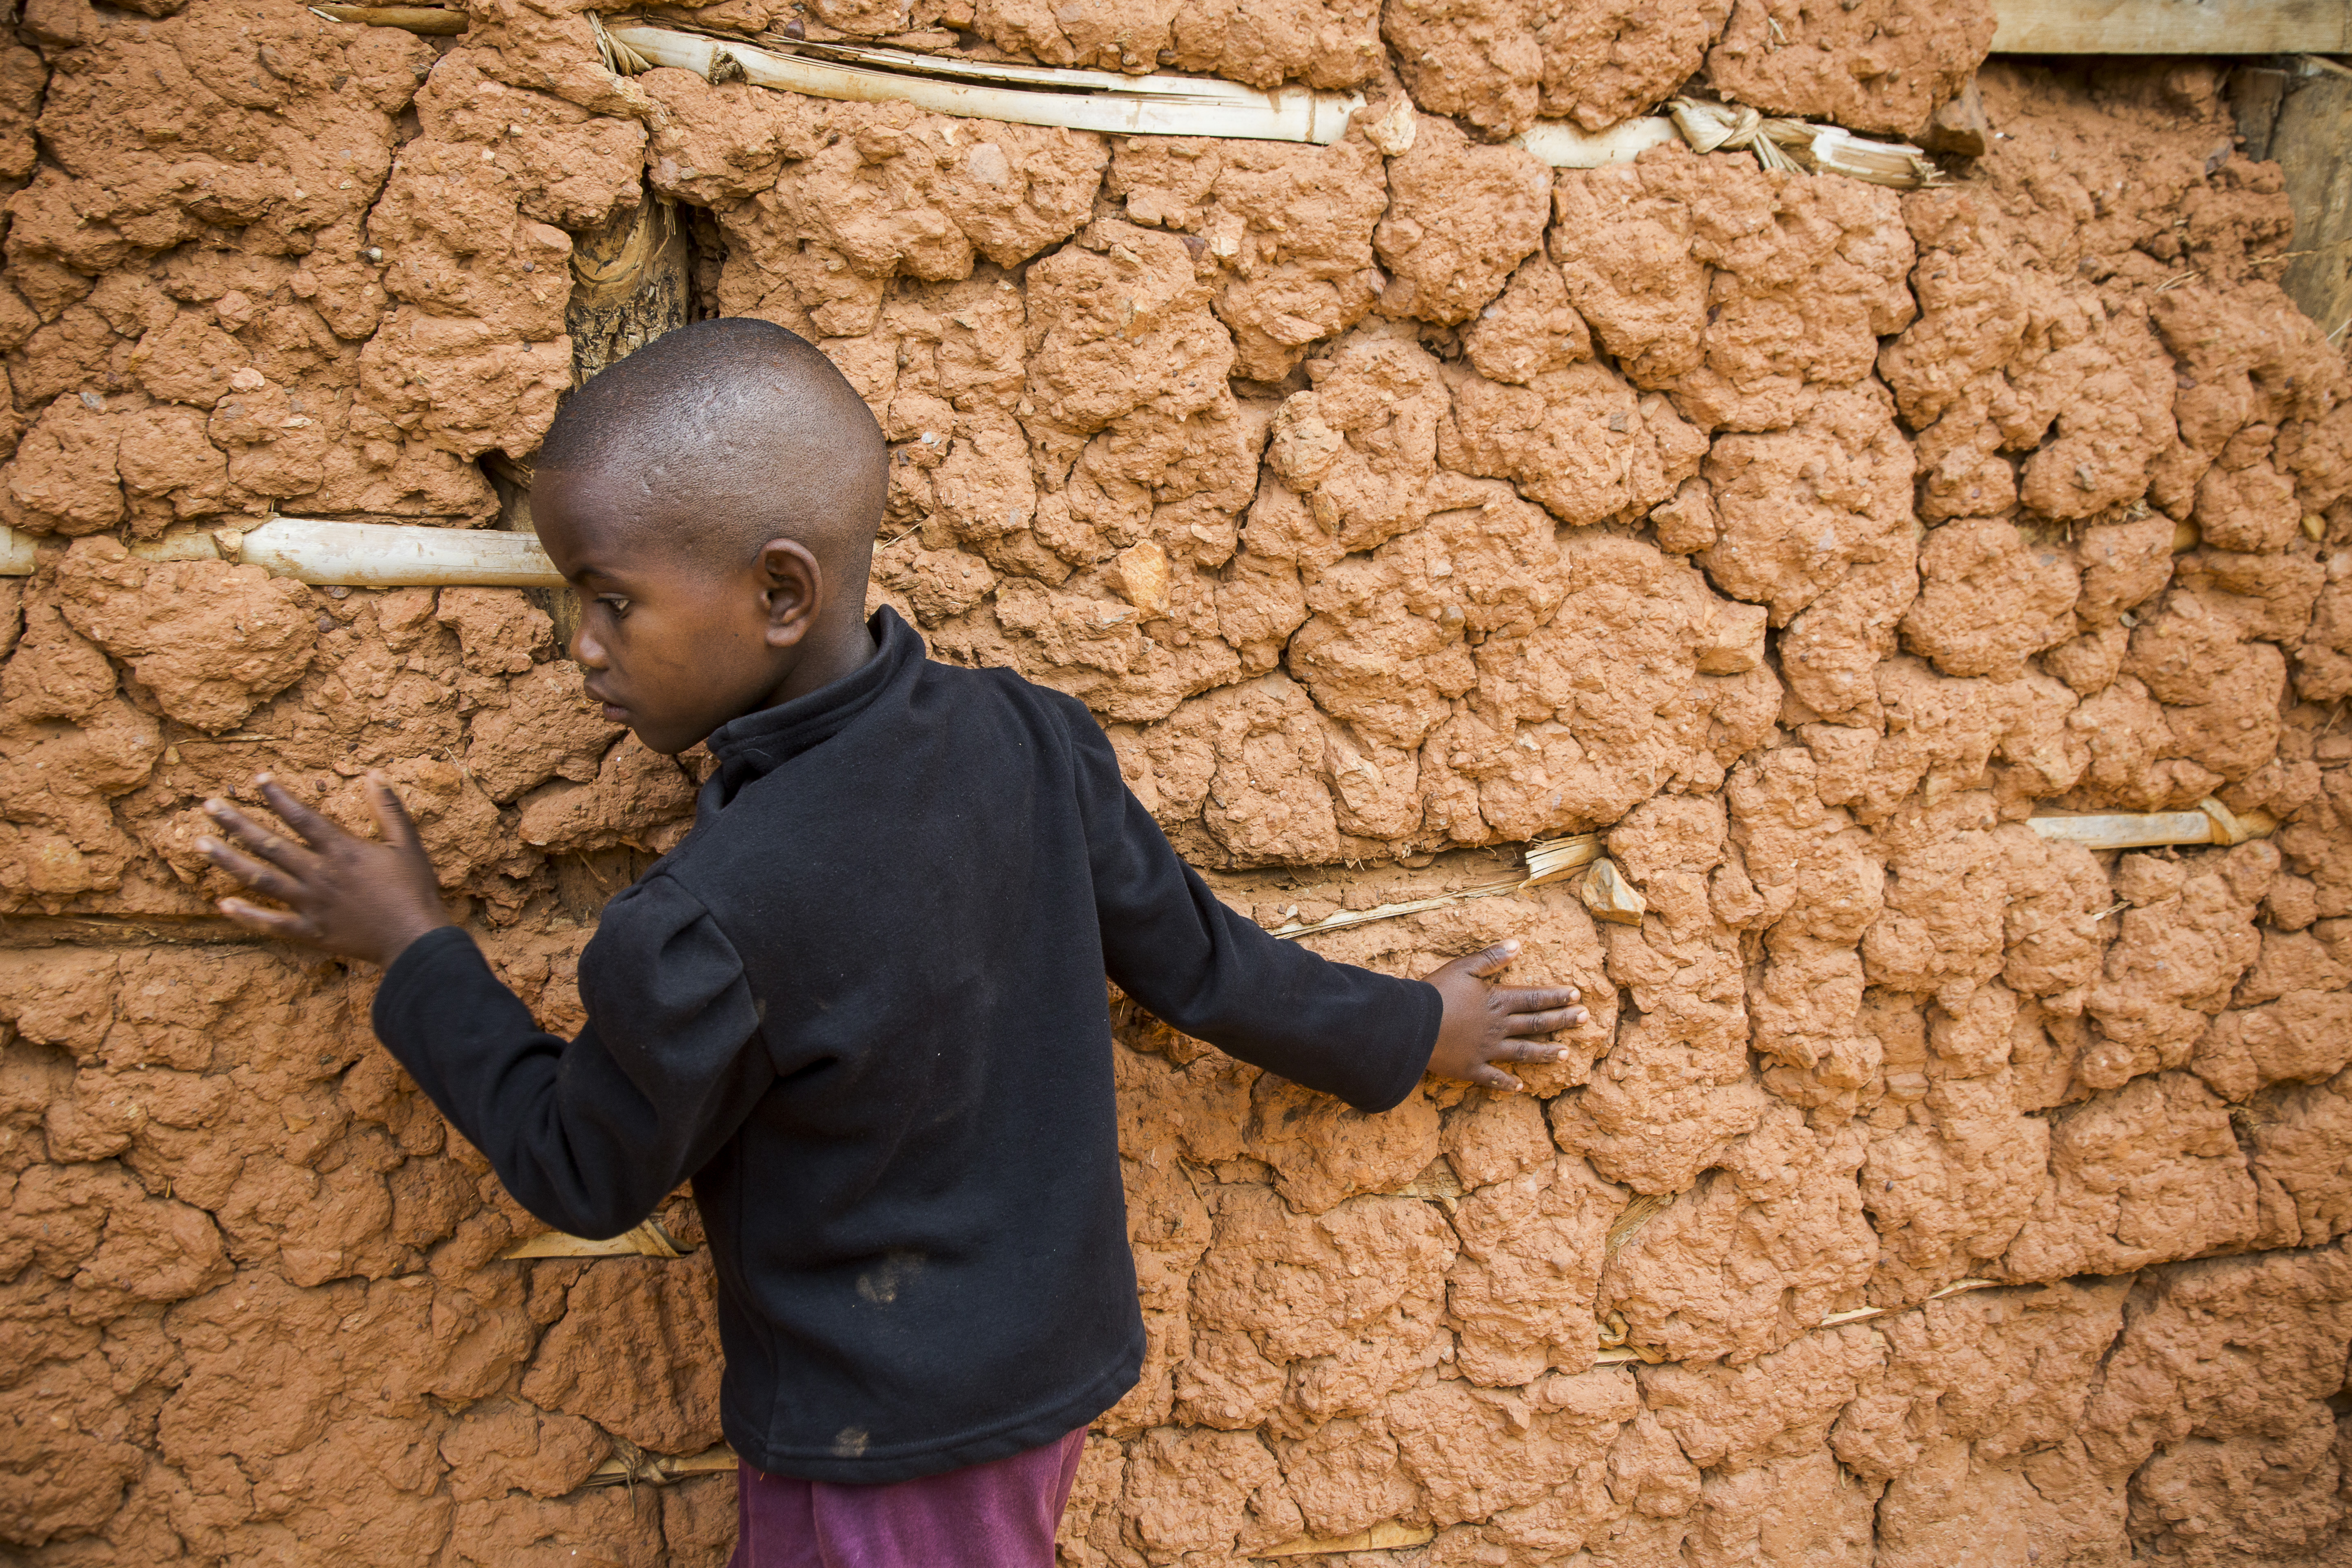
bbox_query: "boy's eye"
[597,594,631,618]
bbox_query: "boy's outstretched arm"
[1069,718,1589,1109]
[198,773,771,1239]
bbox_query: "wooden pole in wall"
[2232,56,2352,340]
[565,189,690,389]
[1992,0,2352,54]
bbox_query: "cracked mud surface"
[2,3,2350,1562]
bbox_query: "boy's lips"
[583,682,626,721]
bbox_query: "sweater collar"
[702,606,920,803]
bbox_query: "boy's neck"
[761,613,881,711]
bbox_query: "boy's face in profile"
[533,473,824,757]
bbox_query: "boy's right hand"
[1423,940,1588,1092]
[196,772,454,968]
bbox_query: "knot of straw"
[1668,97,1807,173]
[1681,101,1762,155]
[589,11,653,76]
[1668,96,1939,188]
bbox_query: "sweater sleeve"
[370,878,773,1238]
[1065,705,1441,1111]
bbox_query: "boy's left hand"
[196,772,453,967]
[1423,940,1588,1091]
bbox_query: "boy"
[196,319,1586,1566]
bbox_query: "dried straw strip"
[1269,835,1599,941]
[1258,1521,1438,1557]
[607,23,1365,145]
[307,4,466,35]
[1592,1277,2004,1365]
[500,1218,686,1260]
[584,1441,739,1487]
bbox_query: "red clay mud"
[0,6,2348,1564]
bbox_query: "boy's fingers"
[1502,1005,1587,1036]
[366,772,424,853]
[1459,940,1521,980]
[196,837,309,906]
[203,800,314,875]
[256,776,337,847]
[1494,1039,1572,1065]
[216,897,316,941]
[1468,1062,1525,1092]
[1497,984,1580,1013]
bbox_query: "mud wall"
[2,0,2352,1562]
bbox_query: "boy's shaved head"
[535,317,886,577]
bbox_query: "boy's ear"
[756,538,824,648]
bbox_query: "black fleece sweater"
[372,608,1442,1483]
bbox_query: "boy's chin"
[630,726,692,757]
[625,716,719,757]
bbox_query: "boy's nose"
[569,623,610,670]
[567,611,607,663]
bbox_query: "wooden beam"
[2025,798,2275,851]
[118,518,568,589]
[1993,0,2352,54]
[2234,57,2352,337]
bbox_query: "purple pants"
[730,1428,1087,1568]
